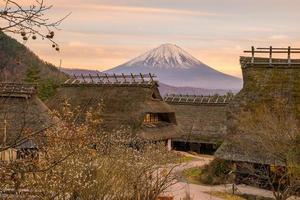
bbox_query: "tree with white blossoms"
[0,102,178,199]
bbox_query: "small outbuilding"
[0,83,55,161]
[164,94,233,155]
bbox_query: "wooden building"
[215,47,300,186]
[0,83,55,162]
[46,74,183,147]
[164,94,233,155]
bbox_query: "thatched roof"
[215,140,286,166]
[0,83,55,149]
[164,95,232,144]
[46,80,183,141]
[215,56,300,165]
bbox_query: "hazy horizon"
[12,0,300,78]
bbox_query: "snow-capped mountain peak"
[105,44,242,90]
[124,43,203,69]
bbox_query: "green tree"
[25,66,58,101]
[38,79,57,101]
[24,65,40,83]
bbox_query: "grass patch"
[183,167,203,184]
[174,152,198,163]
[182,159,234,185]
[178,156,196,163]
[208,191,245,200]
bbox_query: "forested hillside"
[0,31,68,100]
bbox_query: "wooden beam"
[257,47,300,50]
[244,50,300,53]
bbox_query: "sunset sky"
[14,0,300,77]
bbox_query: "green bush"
[200,159,234,185]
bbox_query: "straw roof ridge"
[0,82,37,99]
[241,56,300,68]
[168,102,229,144]
[164,93,234,106]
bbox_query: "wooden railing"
[243,46,300,66]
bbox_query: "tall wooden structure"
[216,46,300,166]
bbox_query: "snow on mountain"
[124,43,202,69]
[104,44,242,90]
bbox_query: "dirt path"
[167,152,300,200]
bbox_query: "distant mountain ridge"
[62,68,236,96]
[158,82,237,97]
[61,68,102,76]
[105,44,242,90]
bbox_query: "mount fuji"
[104,44,242,90]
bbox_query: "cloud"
[268,35,289,40]
[63,4,219,17]
[241,27,274,32]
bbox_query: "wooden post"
[122,73,127,83]
[179,95,183,102]
[288,46,291,65]
[200,96,205,103]
[113,73,119,84]
[167,139,172,151]
[215,95,219,103]
[81,74,86,83]
[89,74,94,83]
[193,96,197,103]
[149,73,154,83]
[96,73,102,84]
[3,119,7,147]
[131,73,136,83]
[72,75,77,84]
[224,95,227,103]
[140,73,145,83]
[269,46,273,65]
[171,95,176,102]
[251,46,255,64]
[105,73,110,83]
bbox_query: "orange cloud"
[63,4,218,17]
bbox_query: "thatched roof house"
[0,83,55,161]
[46,74,182,142]
[215,52,300,166]
[165,94,233,144]
[164,94,233,154]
